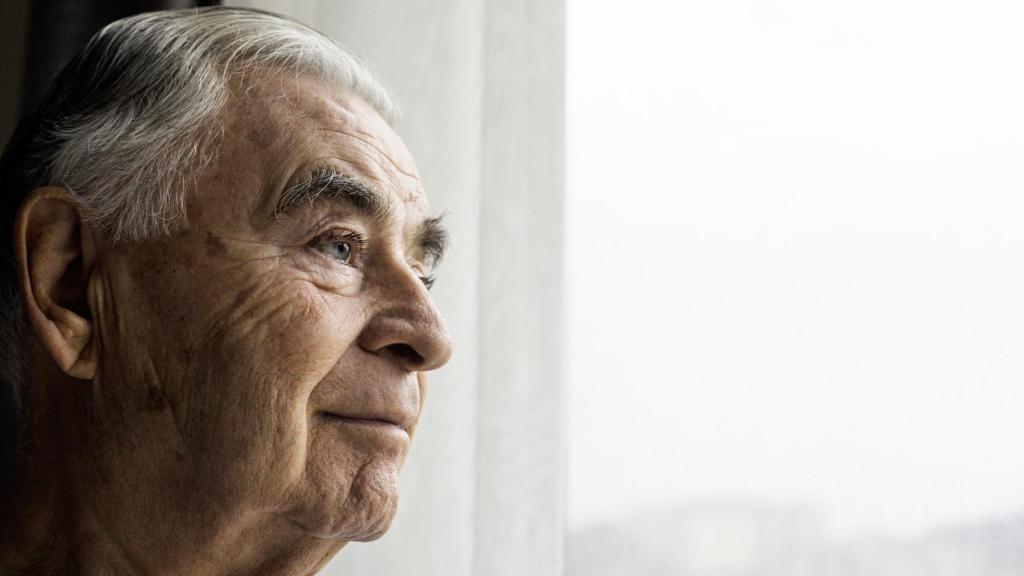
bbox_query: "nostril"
[385,343,424,367]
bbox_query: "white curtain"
[225,2,566,574]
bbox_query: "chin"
[338,464,402,542]
[290,459,402,541]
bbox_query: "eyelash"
[310,228,367,265]
[309,228,438,290]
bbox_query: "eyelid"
[310,227,368,265]
[309,226,439,289]
[316,227,366,244]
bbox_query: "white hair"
[0,6,398,412]
[40,6,398,240]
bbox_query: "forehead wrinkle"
[315,126,424,202]
[346,125,419,180]
[295,87,422,200]
[255,84,429,227]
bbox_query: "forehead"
[211,72,427,222]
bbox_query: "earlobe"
[14,187,98,380]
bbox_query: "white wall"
[226,2,566,574]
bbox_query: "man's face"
[85,74,452,544]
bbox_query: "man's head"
[0,7,451,571]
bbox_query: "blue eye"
[326,241,352,263]
[312,229,364,265]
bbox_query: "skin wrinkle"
[315,129,422,206]
[343,124,421,182]
[139,350,190,463]
[350,126,421,189]
[272,174,446,287]
[312,152,398,211]
[320,125,421,185]
[195,268,339,422]
[299,91,421,200]
[299,85,409,178]
[93,262,197,476]
[28,70,444,573]
[0,69,452,575]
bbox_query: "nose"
[357,263,453,373]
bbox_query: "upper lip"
[314,370,420,430]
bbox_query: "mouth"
[311,375,421,441]
[317,411,415,444]
[320,412,406,430]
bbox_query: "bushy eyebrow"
[275,166,449,269]
[418,214,449,268]
[275,166,392,220]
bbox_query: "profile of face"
[17,72,452,562]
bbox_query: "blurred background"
[566,1,1024,574]
[3,1,1023,575]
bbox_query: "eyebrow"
[275,166,392,220]
[418,214,449,269]
[275,166,449,268]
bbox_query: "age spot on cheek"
[205,231,229,258]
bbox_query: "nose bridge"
[361,253,452,372]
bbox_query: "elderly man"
[0,7,452,575]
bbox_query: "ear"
[14,187,98,380]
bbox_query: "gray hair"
[0,7,398,448]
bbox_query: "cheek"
[177,270,366,495]
[201,272,359,417]
[198,273,407,537]
[222,279,353,374]
[106,238,375,513]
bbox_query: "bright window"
[567,1,1024,572]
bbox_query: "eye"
[325,241,351,263]
[311,229,365,265]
